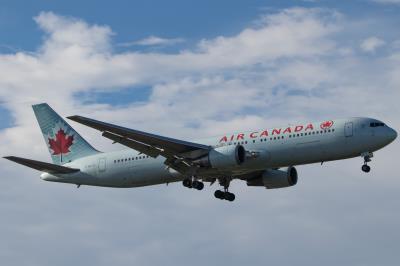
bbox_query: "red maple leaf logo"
[320,120,334,129]
[48,129,74,156]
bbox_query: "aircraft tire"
[182,179,192,188]
[214,190,224,199]
[224,192,235,202]
[362,165,371,173]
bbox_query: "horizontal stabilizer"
[3,156,80,174]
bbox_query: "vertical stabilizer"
[32,103,99,165]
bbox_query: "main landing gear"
[182,178,204,190]
[361,152,373,173]
[214,177,235,202]
[214,190,235,202]
[182,176,236,202]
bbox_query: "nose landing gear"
[361,164,371,173]
[361,152,373,173]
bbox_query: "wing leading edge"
[67,115,211,172]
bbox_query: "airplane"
[3,103,397,202]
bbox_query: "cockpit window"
[370,122,385,127]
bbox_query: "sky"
[0,0,400,265]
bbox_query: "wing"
[67,115,211,173]
[4,156,80,174]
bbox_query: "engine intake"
[247,166,298,189]
[195,145,246,169]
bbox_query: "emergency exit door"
[98,158,106,172]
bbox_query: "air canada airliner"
[4,103,397,202]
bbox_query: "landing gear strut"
[182,178,204,190]
[214,177,235,202]
[361,152,373,173]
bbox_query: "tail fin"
[32,103,99,165]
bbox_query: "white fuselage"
[40,117,397,187]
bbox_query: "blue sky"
[1,0,400,52]
[1,1,400,266]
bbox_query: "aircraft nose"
[388,128,397,142]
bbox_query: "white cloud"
[360,36,386,52]
[34,12,113,55]
[120,36,185,47]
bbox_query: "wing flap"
[4,156,80,174]
[102,131,161,158]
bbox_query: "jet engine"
[247,166,298,189]
[195,145,246,169]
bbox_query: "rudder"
[32,103,99,165]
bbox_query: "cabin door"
[344,122,353,137]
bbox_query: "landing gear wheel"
[182,179,192,188]
[192,181,204,190]
[360,152,373,173]
[362,164,371,173]
[214,190,224,199]
[224,192,235,202]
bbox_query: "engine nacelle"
[247,166,298,189]
[195,145,246,169]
